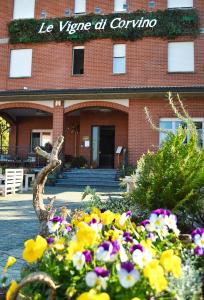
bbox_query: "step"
[64,171,117,175]
[64,174,116,179]
[56,180,119,186]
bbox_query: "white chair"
[0,169,24,196]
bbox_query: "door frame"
[91,125,115,169]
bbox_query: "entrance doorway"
[92,126,115,168]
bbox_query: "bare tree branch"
[33,135,64,236]
[11,272,57,300]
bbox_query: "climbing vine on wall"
[8,9,199,44]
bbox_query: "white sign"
[38,17,158,35]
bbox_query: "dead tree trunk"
[33,135,64,237]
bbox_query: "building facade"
[0,0,204,168]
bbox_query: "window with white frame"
[114,0,127,12]
[113,44,126,74]
[168,42,194,73]
[168,0,193,9]
[31,130,53,149]
[160,119,204,148]
[74,0,86,14]
[13,0,35,19]
[72,46,85,75]
[10,49,32,78]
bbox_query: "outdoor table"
[24,174,35,191]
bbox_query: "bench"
[0,169,24,196]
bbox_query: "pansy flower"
[96,241,113,262]
[118,262,140,288]
[85,267,110,290]
[130,244,152,268]
[119,211,132,227]
[192,228,204,248]
[73,251,86,270]
[47,216,66,233]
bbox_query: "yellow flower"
[66,240,85,260]
[91,207,101,217]
[131,298,141,300]
[77,289,110,300]
[100,210,115,225]
[140,239,156,256]
[23,235,47,264]
[144,259,168,293]
[105,229,122,241]
[84,213,100,224]
[76,222,98,246]
[53,238,65,251]
[3,256,16,273]
[160,250,181,278]
[6,280,18,300]
[72,210,86,226]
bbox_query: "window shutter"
[10,49,32,77]
[168,42,194,72]
[75,0,86,14]
[168,0,193,8]
[114,0,127,12]
[13,0,35,19]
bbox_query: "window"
[10,49,32,78]
[31,130,52,149]
[72,47,84,75]
[113,44,126,74]
[160,119,204,148]
[114,0,127,12]
[168,0,193,8]
[168,42,194,72]
[74,0,86,14]
[13,0,35,19]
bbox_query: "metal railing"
[0,146,47,168]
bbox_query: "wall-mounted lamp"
[41,10,47,18]
[148,1,156,9]
[95,7,102,14]
[64,8,70,17]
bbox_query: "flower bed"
[2,208,204,300]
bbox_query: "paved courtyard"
[0,187,121,282]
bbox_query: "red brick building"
[0,0,204,168]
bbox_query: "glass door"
[91,126,100,168]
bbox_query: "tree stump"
[33,135,64,237]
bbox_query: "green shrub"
[129,93,204,229]
[71,156,88,168]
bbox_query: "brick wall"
[0,0,203,91]
[128,98,204,165]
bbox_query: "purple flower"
[126,211,132,217]
[123,232,133,243]
[94,267,110,277]
[83,250,92,263]
[50,216,64,223]
[151,209,171,216]
[192,228,204,238]
[147,232,156,242]
[89,218,97,225]
[140,220,150,227]
[121,262,134,273]
[100,208,106,213]
[111,240,120,255]
[65,225,72,232]
[130,244,144,254]
[100,241,111,251]
[194,246,204,256]
[46,237,55,245]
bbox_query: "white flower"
[119,244,128,262]
[149,213,165,230]
[118,268,140,288]
[85,272,107,290]
[119,211,132,226]
[194,233,204,248]
[73,252,85,271]
[96,243,113,262]
[47,221,61,233]
[132,249,152,268]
